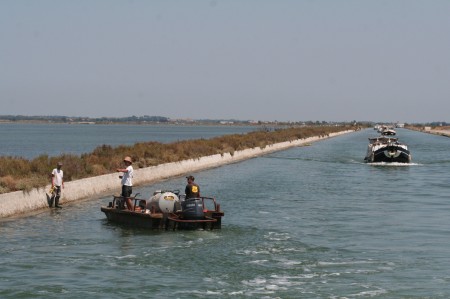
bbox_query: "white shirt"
[121,165,133,186]
[52,168,64,186]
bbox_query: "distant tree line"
[0,115,375,127]
[406,122,449,128]
[0,115,170,123]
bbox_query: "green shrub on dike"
[0,125,354,194]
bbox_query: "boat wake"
[264,156,347,164]
[367,162,420,167]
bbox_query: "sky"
[1,0,449,123]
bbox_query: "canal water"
[1,128,450,298]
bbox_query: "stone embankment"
[427,129,450,137]
[0,130,353,218]
[408,127,450,138]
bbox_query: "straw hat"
[123,156,132,164]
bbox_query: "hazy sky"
[1,1,449,123]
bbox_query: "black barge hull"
[371,146,411,163]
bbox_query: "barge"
[364,136,412,163]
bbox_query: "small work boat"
[364,136,412,163]
[101,190,224,230]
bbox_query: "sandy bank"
[0,130,353,218]
[428,129,450,137]
[408,127,450,138]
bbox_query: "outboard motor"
[181,198,204,220]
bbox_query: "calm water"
[1,128,450,298]
[0,123,258,159]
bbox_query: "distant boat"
[364,136,411,163]
[381,128,396,136]
[377,125,396,135]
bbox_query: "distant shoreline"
[0,119,282,127]
[0,120,260,126]
[407,126,450,138]
[427,129,450,137]
[0,115,368,127]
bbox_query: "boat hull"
[365,145,411,163]
[364,135,412,164]
[101,207,223,230]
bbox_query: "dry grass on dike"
[0,125,353,194]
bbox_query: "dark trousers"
[50,186,61,207]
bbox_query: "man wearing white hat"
[116,156,134,210]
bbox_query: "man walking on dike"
[117,156,134,210]
[185,175,200,199]
[50,162,64,208]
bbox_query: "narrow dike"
[0,130,353,218]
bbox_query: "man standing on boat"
[50,161,64,208]
[185,175,200,199]
[117,156,134,210]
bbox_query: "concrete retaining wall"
[428,129,450,138]
[0,130,353,218]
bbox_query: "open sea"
[1,126,450,298]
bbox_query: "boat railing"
[110,193,221,213]
[111,193,142,210]
[201,196,220,212]
[181,196,220,213]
